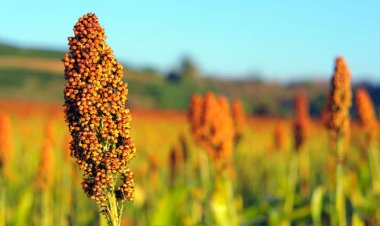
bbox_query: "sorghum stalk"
[325,57,352,226]
[189,92,237,226]
[168,143,184,187]
[281,153,298,226]
[61,135,73,225]
[282,91,311,226]
[63,13,136,226]
[293,91,311,195]
[0,186,3,226]
[355,88,380,191]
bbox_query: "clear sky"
[0,0,379,82]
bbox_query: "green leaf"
[12,190,34,226]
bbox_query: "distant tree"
[253,100,277,115]
[166,70,181,82]
[180,57,200,81]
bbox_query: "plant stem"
[199,150,211,223]
[336,139,346,226]
[311,186,324,226]
[41,189,50,226]
[0,178,5,226]
[222,173,239,226]
[282,153,298,226]
[105,191,120,226]
[368,145,380,192]
[99,211,108,226]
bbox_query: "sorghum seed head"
[355,87,378,145]
[231,99,245,143]
[63,12,136,209]
[325,56,352,158]
[293,91,310,150]
[188,92,234,170]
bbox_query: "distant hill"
[0,43,64,59]
[1,42,378,117]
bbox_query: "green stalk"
[99,211,108,226]
[0,177,5,226]
[223,173,239,226]
[199,150,211,223]
[61,164,73,226]
[211,173,238,226]
[199,150,211,192]
[281,153,298,226]
[41,189,50,226]
[105,191,120,226]
[368,145,380,192]
[311,186,324,226]
[300,147,311,196]
[336,138,347,226]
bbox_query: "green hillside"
[0,43,63,59]
[0,43,334,116]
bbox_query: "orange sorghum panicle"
[63,13,136,209]
[0,112,12,173]
[325,57,352,159]
[355,87,378,145]
[188,92,234,170]
[293,91,310,150]
[188,94,203,139]
[216,96,234,162]
[326,57,352,138]
[231,99,245,143]
[196,92,218,158]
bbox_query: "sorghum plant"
[293,91,310,151]
[355,87,380,192]
[168,143,184,186]
[325,57,352,157]
[355,88,378,146]
[325,56,352,226]
[63,13,136,226]
[189,92,234,170]
[231,99,245,144]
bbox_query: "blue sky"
[0,0,379,82]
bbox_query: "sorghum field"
[1,10,380,226]
[1,88,380,226]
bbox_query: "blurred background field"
[1,97,380,225]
